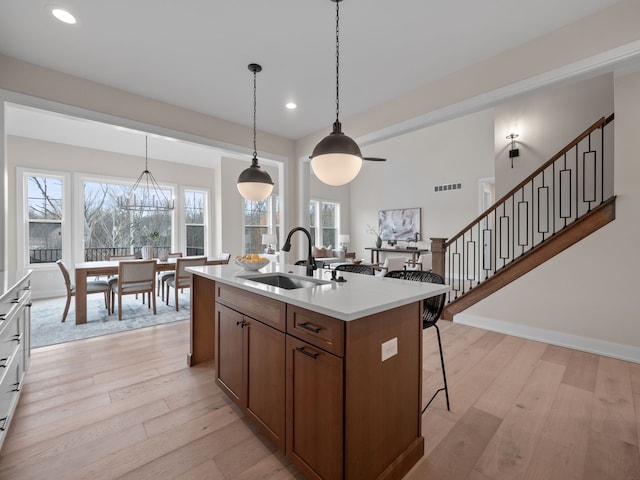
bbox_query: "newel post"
[430,238,447,279]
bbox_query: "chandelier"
[118,136,174,211]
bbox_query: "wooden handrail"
[445,114,614,247]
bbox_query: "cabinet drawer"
[0,312,21,367]
[216,284,286,332]
[0,345,22,441]
[287,306,344,357]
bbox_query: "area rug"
[30,291,192,348]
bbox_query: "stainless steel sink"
[239,273,330,290]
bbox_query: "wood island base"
[189,271,426,480]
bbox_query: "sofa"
[311,246,346,268]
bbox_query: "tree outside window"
[185,190,206,255]
[27,175,63,264]
[243,198,269,254]
[309,202,317,246]
[309,200,339,248]
[83,180,172,260]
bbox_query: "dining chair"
[384,269,449,412]
[110,259,157,320]
[106,254,137,283]
[406,253,432,271]
[165,256,207,311]
[107,253,141,300]
[157,252,183,300]
[334,263,375,275]
[375,256,406,276]
[56,260,111,322]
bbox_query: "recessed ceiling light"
[285,102,297,110]
[52,8,76,24]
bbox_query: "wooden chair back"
[115,260,157,294]
[108,254,137,261]
[56,260,73,296]
[174,256,207,288]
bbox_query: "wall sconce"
[506,133,519,168]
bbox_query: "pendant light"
[310,0,363,187]
[118,136,174,211]
[237,63,274,201]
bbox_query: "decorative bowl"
[235,258,270,271]
[350,259,363,265]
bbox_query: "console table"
[365,247,429,265]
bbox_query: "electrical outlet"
[381,337,398,362]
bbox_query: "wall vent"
[434,183,462,192]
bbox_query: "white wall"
[494,74,615,197]
[350,109,495,260]
[459,71,640,362]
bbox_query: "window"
[185,189,207,255]
[309,200,339,247]
[26,174,63,264]
[243,198,269,254]
[83,179,173,261]
[309,202,317,246]
[243,196,279,254]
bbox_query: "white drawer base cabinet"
[0,271,32,450]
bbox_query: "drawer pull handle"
[0,417,7,431]
[236,320,247,328]
[296,347,319,359]
[298,322,321,334]
[12,334,22,344]
[12,381,21,392]
[0,358,8,368]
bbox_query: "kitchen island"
[187,262,449,480]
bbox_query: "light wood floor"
[1,320,638,479]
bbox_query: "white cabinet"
[0,271,31,450]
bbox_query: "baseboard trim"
[33,288,66,300]
[454,313,640,364]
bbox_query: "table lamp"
[338,234,350,251]
[261,234,277,254]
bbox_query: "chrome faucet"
[282,227,317,277]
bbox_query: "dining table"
[73,257,228,324]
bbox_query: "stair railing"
[431,114,614,303]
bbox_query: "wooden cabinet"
[215,285,286,451]
[286,302,424,480]
[0,271,31,450]
[215,303,244,403]
[245,315,285,449]
[286,335,343,480]
[196,276,425,479]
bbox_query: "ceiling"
[0,0,628,144]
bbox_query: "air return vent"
[434,183,462,192]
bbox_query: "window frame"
[17,168,72,269]
[183,187,210,256]
[309,199,341,248]
[243,195,279,254]
[75,173,178,261]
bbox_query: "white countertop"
[188,263,450,321]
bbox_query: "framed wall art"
[378,208,421,241]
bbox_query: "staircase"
[431,115,616,320]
